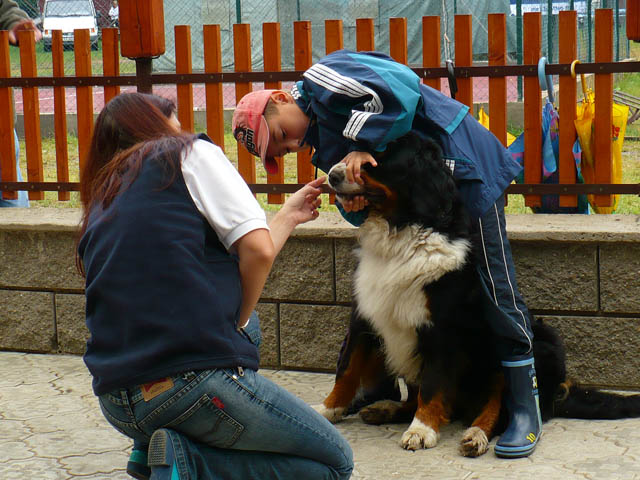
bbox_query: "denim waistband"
[101,370,211,406]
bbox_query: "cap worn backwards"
[232,89,278,174]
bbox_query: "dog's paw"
[359,400,403,425]
[312,403,346,423]
[400,418,438,450]
[459,426,489,457]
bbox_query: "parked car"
[42,0,99,51]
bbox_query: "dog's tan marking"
[460,373,504,457]
[318,344,386,423]
[414,390,450,431]
[401,390,450,450]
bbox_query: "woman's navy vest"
[79,144,259,396]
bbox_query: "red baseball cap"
[232,89,278,174]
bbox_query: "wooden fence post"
[294,21,314,184]
[75,29,93,181]
[389,18,407,64]
[0,31,16,200]
[488,13,507,147]
[558,10,578,208]
[204,24,225,149]
[52,30,69,201]
[356,18,375,51]
[234,23,255,184]
[19,30,44,200]
[264,22,284,204]
[454,15,473,113]
[175,25,194,132]
[119,0,165,93]
[593,8,614,207]
[422,16,441,91]
[523,12,542,208]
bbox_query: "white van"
[42,0,99,51]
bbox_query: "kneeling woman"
[77,92,353,480]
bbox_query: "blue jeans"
[98,313,353,479]
[0,131,29,208]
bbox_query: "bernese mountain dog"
[316,133,640,457]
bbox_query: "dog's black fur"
[322,133,640,455]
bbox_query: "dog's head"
[328,133,469,233]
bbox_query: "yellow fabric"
[477,107,517,147]
[574,91,628,214]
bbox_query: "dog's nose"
[328,169,344,188]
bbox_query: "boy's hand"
[340,151,376,212]
[342,151,377,185]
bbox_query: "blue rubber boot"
[494,356,542,458]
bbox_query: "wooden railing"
[1,10,639,206]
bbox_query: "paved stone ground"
[2,351,640,479]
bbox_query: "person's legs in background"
[0,131,29,208]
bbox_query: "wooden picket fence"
[1,10,639,207]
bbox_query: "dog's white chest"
[353,216,470,382]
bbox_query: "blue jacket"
[294,49,522,221]
[78,137,259,396]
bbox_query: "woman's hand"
[280,176,325,225]
[340,151,377,212]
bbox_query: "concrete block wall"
[1,208,639,389]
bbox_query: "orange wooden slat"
[628,0,640,41]
[325,19,343,54]
[488,14,507,147]
[0,31,17,200]
[389,17,407,64]
[234,23,255,184]
[558,10,578,208]
[52,30,69,201]
[454,15,473,113]
[102,28,120,104]
[74,29,93,181]
[593,8,614,207]
[323,20,343,205]
[422,16,441,91]
[204,24,225,149]
[523,12,542,207]
[18,30,44,200]
[294,21,314,184]
[356,18,374,51]
[175,25,194,133]
[263,22,284,204]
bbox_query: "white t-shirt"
[109,6,119,20]
[181,139,268,251]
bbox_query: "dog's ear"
[408,139,458,227]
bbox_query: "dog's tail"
[553,380,640,419]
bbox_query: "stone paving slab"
[1,351,640,479]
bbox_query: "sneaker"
[147,429,181,480]
[126,448,150,479]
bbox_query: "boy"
[233,49,540,459]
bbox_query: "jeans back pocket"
[164,393,245,449]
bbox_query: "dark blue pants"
[475,195,533,359]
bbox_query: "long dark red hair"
[77,92,194,274]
